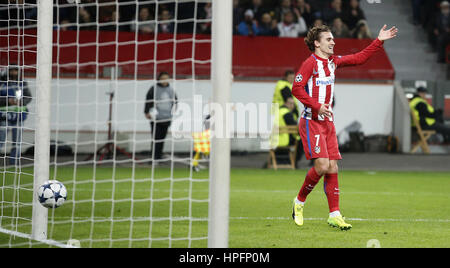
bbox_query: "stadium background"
[0,0,449,248]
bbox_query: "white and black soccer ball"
[37,180,67,209]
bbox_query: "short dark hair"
[304,25,331,52]
[157,71,170,81]
[284,70,295,78]
[417,86,427,93]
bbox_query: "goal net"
[0,0,231,248]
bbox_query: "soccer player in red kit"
[291,24,398,230]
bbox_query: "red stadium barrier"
[232,35,394,80]
[0,29,395,80]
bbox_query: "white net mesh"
[0,0,214,248]
[0,0,39,248]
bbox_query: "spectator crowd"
[234,0,370,39]
[0,0,372,39]
[2,0,447,64]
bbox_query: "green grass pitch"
[1,166,449,248]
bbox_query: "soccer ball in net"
[37,180,67,209]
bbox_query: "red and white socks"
[297,167,322,203]
[296,169,341,216]
[324,173,340,214]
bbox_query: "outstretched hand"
[378,24,398,41]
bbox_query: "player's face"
[316,32,335,57]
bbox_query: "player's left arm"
[335,25,398,67]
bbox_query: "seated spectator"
[277,10,308,37]
[99,10,120,31]
[322,0,344,24]
[331,17,351,38]
[158,9,174,34]
[78,6,96,31]
[238,9,259,36]
[308,0,329,18]
[97,1,130,32]
[312,18,324,28]
[247,0,267,23]
[197,2,212,34]
[352,19,372,39]
[274,0,294,23]
[410,86,450,143]
[130,7,156,34]
[59,19,73,31]
[434,1,450,63]
[98,0,116,26]
[272,70,299,117]
[343,0,366,31]
[293,0,314,27]
[258,12,280,36]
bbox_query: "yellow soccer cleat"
[292,198,304,226]
[327,215,352,231]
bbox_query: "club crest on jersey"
[314,146,321,154]
[295,74,303,83]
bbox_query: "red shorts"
[299,118,342,160]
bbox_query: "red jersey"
[292,38,385,121]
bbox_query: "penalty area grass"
[0,167,449,248]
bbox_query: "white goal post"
[208,0,232,248]
[31,0,54,242]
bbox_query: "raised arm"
[335,25,398,67]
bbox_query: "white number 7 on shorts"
[315,135,320,147]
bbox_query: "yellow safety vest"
[273,80,292,106]
[409,96,435,127]
[273,80,299,106]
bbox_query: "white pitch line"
[228,217,450,223]
[30,216,450,223]
[60,187,449,196]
